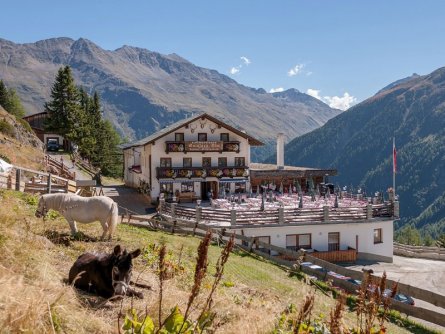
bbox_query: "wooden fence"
[45,155,76,180]
[0,165,76,194]
[394,242,445,261]
[120,213,445,328]
[159,199,396,227]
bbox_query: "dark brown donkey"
[68,245,143,299]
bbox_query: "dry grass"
[0,108,45,171]
[0,190,432,333]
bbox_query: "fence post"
[159,198,165,214]
[47,173,52,194]
[15,169,21,191]
[230,208,237,226]
[7,174,12,189]
[278,205,284,224]
[194,205,202,236]
[366,204,373,219]
[323,205,329,222]
[393,201,400,218]
[171,202,177,221]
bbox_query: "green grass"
[0,189,441,334]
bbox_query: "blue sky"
[1,0,445,110]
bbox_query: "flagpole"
[393,137,396,198]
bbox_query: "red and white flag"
[393,138,397,173]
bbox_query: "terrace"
[159,192,398,228]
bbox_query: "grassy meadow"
[0,189,440,333]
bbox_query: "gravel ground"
[345,255,445,331]
[345,256,445,295]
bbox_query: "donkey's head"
[35,196,48,218]
[111,245,141,296]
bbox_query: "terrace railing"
[159,199,398,227]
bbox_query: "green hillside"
[267,67,445,238]
[0,190,433,333]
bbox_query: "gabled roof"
[122,113,263,149]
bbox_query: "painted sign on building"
[185,141,223,152]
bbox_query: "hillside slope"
[0,105,44,169]
[0,190,429,333]
[0,37,341,160]
[267,67,445,235]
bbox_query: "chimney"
[277,133,285,170]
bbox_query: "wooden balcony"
[165,141,240,153]
[156,166,249,179]
[310,247,357,263]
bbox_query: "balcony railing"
[156,166,248,179]
[165,141,240,153]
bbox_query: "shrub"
[0,153,11,163]
[17,118,33,133]
[0,119,15,137]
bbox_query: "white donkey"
[35,193,119,239]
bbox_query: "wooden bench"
[178,192,199,203]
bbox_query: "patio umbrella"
[260,192,265,211]
[279,181,283,194]
[0,159,13,173]
[311,192,316,202]
[299,195,303,208]
[296,181,302,195]
[334,194,339,208]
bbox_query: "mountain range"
[269,66,445,236]
[0,37,341,160]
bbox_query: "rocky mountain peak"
[0,37,341,161]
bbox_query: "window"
[235,182,246,193]
[183,158,192,167]
[181,182,194,193]
[221,182,231,194]
[256,236,271,255]
[235,157,245,167]
[286,234,312,251]
[374,228,383,244]
[218,157,227,167]
[160,183,173,194]
[198,133,207,142]
[328,232,340,251]
[220,133,229,142]
[202,157,212,167]
[160,158,172,167]
[175,133,184,141]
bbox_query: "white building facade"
[233,219,393,263]
[122,113,263,203]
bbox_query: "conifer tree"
[0,80,25,118]
[0,80,8,108]
[44,66,82,141]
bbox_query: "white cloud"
[306,71,313,76]
[324,92,357,110]
[240,56,251,65]
[269,87,284,93]
[288,64,305,77]
[306,88,322,100]
[306,89,356,111]
[229,66,240,75]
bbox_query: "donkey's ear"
[113,245,122,255]
[131,249,141,259]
